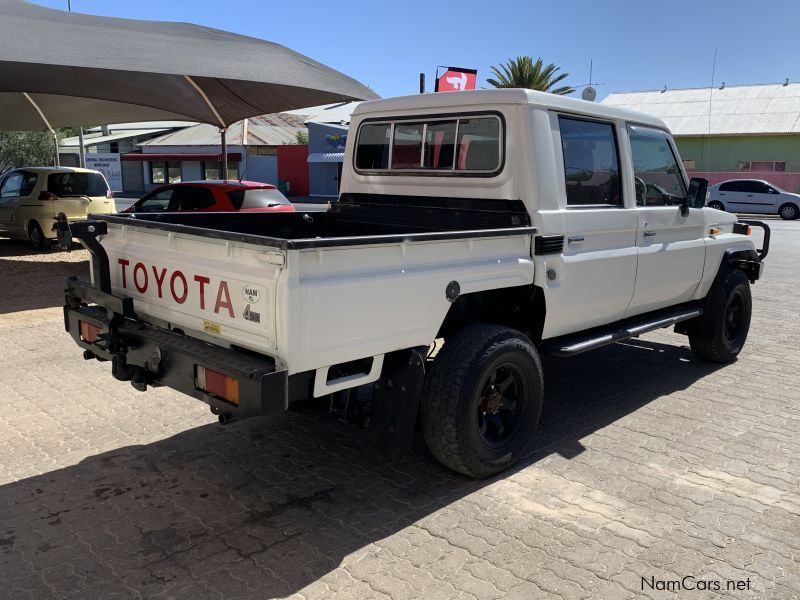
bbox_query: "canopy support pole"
[184,75,229,180]
[220,128,228,180]
[23,92,59,166]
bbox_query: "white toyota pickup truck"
[60,89,769,478]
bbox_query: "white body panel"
[98,222,533,378]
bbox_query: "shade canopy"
[0,0,378,131]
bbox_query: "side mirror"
[686,177,709,213]
[38,191,56,201]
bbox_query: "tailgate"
[98,222,283,355]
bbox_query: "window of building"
[627,125,686,207]
[355,114,502,174]
[559,117,622,207]
[683,159,696,171]
[249,146,277,156]
[202,161,238,180]
[738,161,786,172]
[150,161,182,184]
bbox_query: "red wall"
[277,144,309,197]
[690,170,800,194]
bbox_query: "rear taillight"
[106,190,114,199]
[79,321,102,343]
[196,366,239,405]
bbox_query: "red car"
[125,181,295,213]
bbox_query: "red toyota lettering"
[118,258,130,288]
[194,275,210,310]
[152,266,167,298]
[133,262,148,293]
[214,280,234,318]
[170,270,188,304]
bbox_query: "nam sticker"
[242,285,261,304]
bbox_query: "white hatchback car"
[707,179,799,220]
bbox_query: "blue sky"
[37,0,799,100]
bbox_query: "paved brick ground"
[0,222,798,600]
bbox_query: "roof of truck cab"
[15,166,103,174]
[351,89,669,130]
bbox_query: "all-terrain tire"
[421,324,543,478]
[689,269,752,363]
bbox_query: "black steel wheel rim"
[724,291,745,342]
[476,361,525,448]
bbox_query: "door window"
[0,173,23,197]
[135,189,174,212]
[170,186,216,211]
[628,125,687,207]
[559,117,622,206]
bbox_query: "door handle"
[643,230,657,238]
[567,236,585,244]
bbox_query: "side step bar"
[540,305,703,357]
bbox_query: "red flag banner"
[435,67,477,92]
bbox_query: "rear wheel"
[779,203,798,220]
[421,324,543,478]
[689,269,752,363]
[707,201,725,211]
[28,222,50,251]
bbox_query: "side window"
[748,181,771,194]
[1,172,24,198]
[136,189,173,212]
[628,125,687,207]
[355,114,502,174]
[718,182,734,192]
[355,123,391,170]
[456,117,501,171]
[19,171,38,197]
[559,117,622,206]
[171,187,216,211]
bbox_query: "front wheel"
[707,201,725,211]
[689,269,752,363]
[779,203,798,220]
[421,324,543,478]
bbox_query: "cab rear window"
[48,172,108,197]
[355,114,503,175]
[227,188,289,209]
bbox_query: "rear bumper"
[65,280,288,420]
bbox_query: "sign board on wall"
[435,67,477,92]
[84,153,122,191]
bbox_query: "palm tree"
[487,56,574,95]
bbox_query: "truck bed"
[102,193,533,249]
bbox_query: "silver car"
[707,179,799,220]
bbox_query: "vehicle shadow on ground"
[0,239,87,315]
[0,338,723,598]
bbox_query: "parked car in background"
[707,179,800,220]
[125,181,295,214]
[0,167,115,249]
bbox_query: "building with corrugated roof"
[602,82,800,191]
[126,112,307,192]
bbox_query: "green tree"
[294,129,309,145]
[0,131,56,175]
[487,56,574,95]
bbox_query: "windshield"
[48,172,109,197]
[227,188,289,209]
